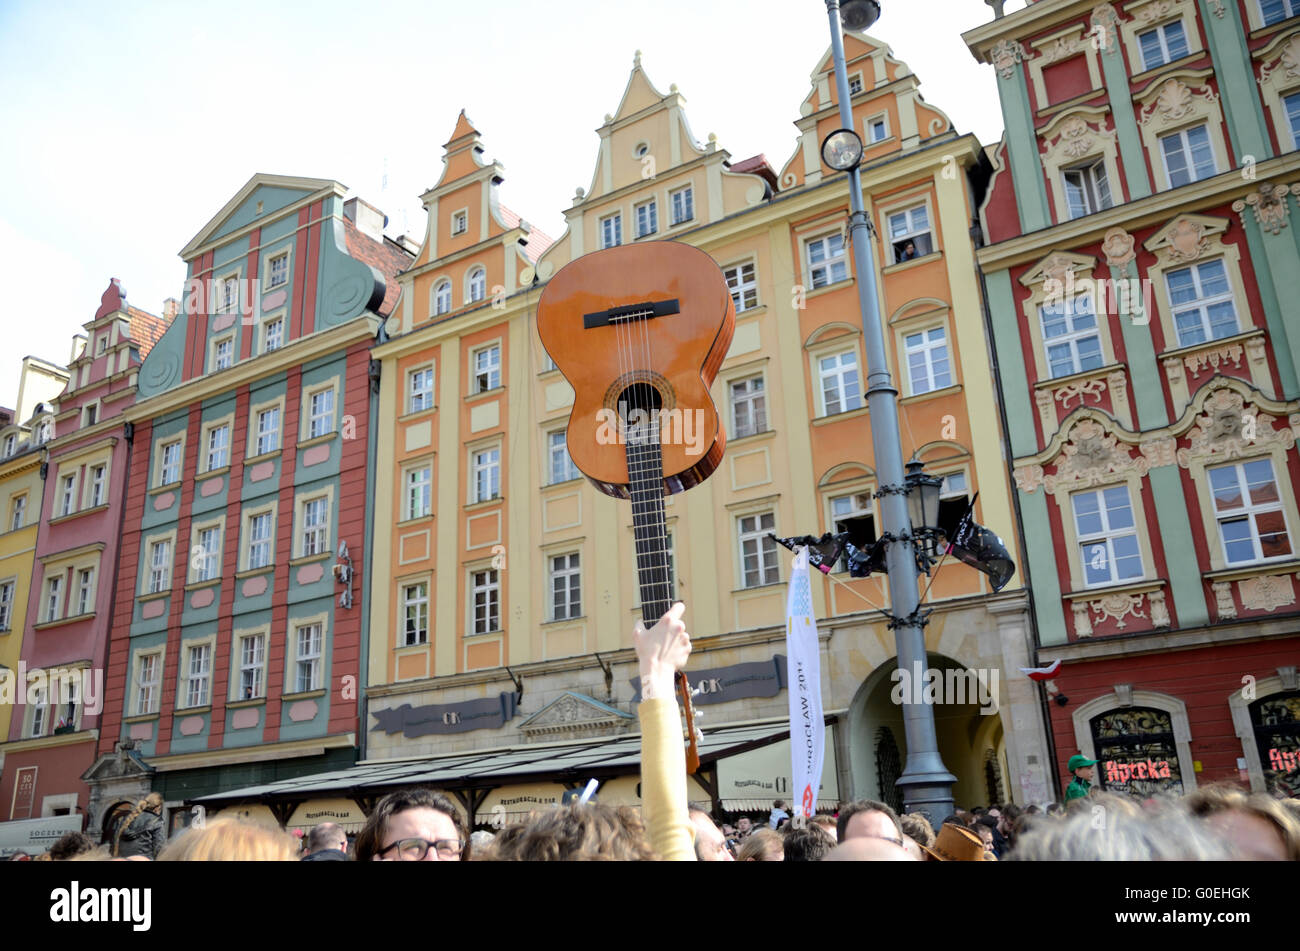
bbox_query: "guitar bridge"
[583,299,680,329]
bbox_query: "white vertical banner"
[785,545,825,818]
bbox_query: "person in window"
[112,792,167,859]
[1064,753,1097,803]
[897,240,918,262]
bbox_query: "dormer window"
[95,335,107,356]
[452,211,468,236]
[848,74,863,95]
[83,404,98,427]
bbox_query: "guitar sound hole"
[618,382,663,440]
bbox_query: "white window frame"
[670,185,694,226]
[408,366,435,414]
[266,251,290,290]
[261,313,285,354]
[548,551,582,621]
[903,325,954,396]
[404,463,432,520]
[86,463,106,508]
[472,344,501,393]
[401,582,429,646]
[2,434,14,458]
[600,212,623,249]
[471,568,501,635]
[147,538,173,594]
[467,266,487,304]
[158,439,183,486]
[42,573,62,622]
[451,209,468,236]
[830,491,877,574]
[634,198,658,238]
[298,495,331,558]
[9,493,26,532]
[848,73,864,95]
[58,472,77,517]
[806,232,848,289]
[216,272,240,315]
[724,261,759,312]
[1137,19,1189,71]
[1062,158,1113,219]
[192,522,223,583]
[1208,459,1293,566]
[1159,124,1218,189]
[211,334,235,372]
[182,642,212,709]
[1039,294,1103,379]
[235,631,267,701]
[134,651,162,717]
[886,204,935,264]
[866,113,889,143]
[1165,259,1239,347]
[1071,486,1145,588]
[75,567,95,617]
[28,683,47,738]
[737,511,779,588]
[304,384,337,440]
[0,579,14,631]
[252,404,282,457]
[290,619,325,694]
[729,375,768,438]
[433,279,453,316]
[244,508,276,571]
[1259,0,1299,28]
[1284,91,1300,151]
[202,420,232,472]
[471,447,501,503]
[818,348,863,416]
[548,430,579,485]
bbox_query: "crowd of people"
[6,605,1299,862]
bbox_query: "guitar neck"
[627,434,675,626]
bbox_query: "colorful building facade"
[0,281,163,841]
[965,0,1300,799]
[84,177,411,838]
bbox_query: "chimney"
[163,298,180,325]
[344,197,387,242]
[394,234,421,255]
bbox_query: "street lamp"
[905,461,943,548]
[818,0,957,826]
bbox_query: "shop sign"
[631,655,787,706]
[716,730,838,801]
[371,691,519,737]
[11,767,37,820]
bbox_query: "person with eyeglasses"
[353,789,471,862]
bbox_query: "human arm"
[635,602,696,861]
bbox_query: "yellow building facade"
[364,39,1054,821]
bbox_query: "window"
[405,465,432,519]
[3,434,13,457]
[0,580,13,630]
[937,471,973,542]
[148,539,172,594]
[887,205,934,263]
[184,644,211,708]
[402,583,429,646]
[730,376,767,438]
[295,623,323,692]
[1138,20,1189,70]
[867,115,888,143]
[1166,260,1238,346]
[76,568,94,616]
[1040,294,1103,378]
[473,345,500,393]
[36,419,52,444]
[29,685,47,738]
[806,233,848,288]
[831,493,877,572]
[1062,159,1113,219]
[1159,125,1217,188]
[238,633,265,700]
[724,262,758,312]
[549,552,581,621]
[247,513,273,570]
[135,653,160,716]
[195,526,221,582]
[263,316,284,353]
[670,186,694,225]
[268,253,289,289]
[56,677,80,733]
[10,494,26,531]
[548,431,579,484]
[904,326,953,395]
[96,336,107,356]
[473,448,500,502]
[213,336,234,371]
[159,441,182,485]
[254,407,280,456]
[219,276,238,315]
[471,569,501,634]
[301,497,330,556]
[601,213,623,249]
[86,465,104,509]
[635,199,658,238]
[409,367,434,414]
[1208,459,1292,565]
[452,210,468,236]
[206,424,230,471]
[59,474,77,517]
[1285,91,1300,150]
[83,404,98,427]
[434,279,453,316]
[1260,0,1299,27]
[468,267,487,303]
[848,74,864,95]
[819,350,862,415]
[308,388,335,439]
[541,352,558,373]
[1073,486,1144,587]
[738,512,779,588]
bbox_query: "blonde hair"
[157,817,297,862]
[112,791,165,857]
[737,827,783,861]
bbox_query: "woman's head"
[354,788,470,862]
[737,827,783,861]
[487,804,656,861]
[157,817,297,861]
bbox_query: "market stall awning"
[193,717,834,807]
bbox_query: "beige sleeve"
[637,696,697,861]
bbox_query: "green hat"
[1068,754,1097,772]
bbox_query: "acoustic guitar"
[537,242,735,772]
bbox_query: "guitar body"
[536,242,735,499]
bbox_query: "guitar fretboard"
[627,419,675,626]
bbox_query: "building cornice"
[962,0,1099,62]
[1037,613,1300,664]
[145,732,355,772]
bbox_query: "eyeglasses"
[377,837,464,861]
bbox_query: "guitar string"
[634,280,669,619]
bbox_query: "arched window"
[433,280,452,316]
[1250,691,1300,798]
[874,726,903,814]
[468,267,486,304]
[1089,707,1184,797]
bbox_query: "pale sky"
[0,0,1027,410]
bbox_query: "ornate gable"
[1143,213,1230,263]
[517,692,636,739]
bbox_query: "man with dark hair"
[49,832,95,861]
[354,788,470,862]
[782,826,833,862]
[836,799,904,845]
[688,807,733,861]
[301,822,348,861]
